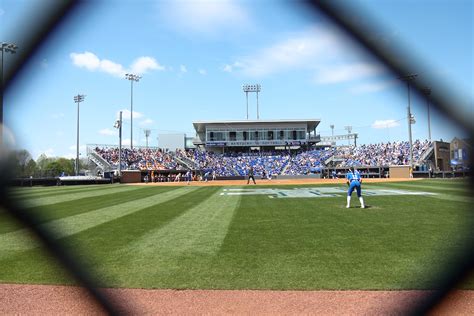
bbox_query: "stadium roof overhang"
[193,119,321,133]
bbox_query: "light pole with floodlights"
[399,74,418,167]
[125,73,141,149]
[422,87,432,141]
[73,94,85,176]
[242,84,261,119]
[0,42,18,145]
[114,111,123,176]
[344,125,352,145]
[144,129,151,148]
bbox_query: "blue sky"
[1,0,472,159]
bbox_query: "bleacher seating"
[92,139,432,176]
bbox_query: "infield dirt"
[127,177,423,187]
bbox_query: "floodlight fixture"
[125,73,142,148]
[73,94,86,176]
[1,42,18,145]
[242,84,261,92]
[1,42,18,54]
[242,84,262,120]
[125,73,141,82]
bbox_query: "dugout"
[121,170,142,183]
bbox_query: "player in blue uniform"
[346,167,365,208]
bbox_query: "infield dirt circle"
[2,178,472,315]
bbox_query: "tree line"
[9,150,88,178]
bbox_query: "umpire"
[247,166,256,185]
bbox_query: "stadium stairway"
[419,142,435,163]
[169,151,198,170]
[281,159,292,175]
[87,148,113,174]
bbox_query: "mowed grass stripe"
[376,182,469,194]
[0,187,197,254]
[0,186,176,234]
[366,183,472,203]
[18,185,143,208]
[9,184,109,196]
[9,185,117,199]
[213,194,471,290]
[116,188,241,260]
[64,187,217,257]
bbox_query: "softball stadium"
[1,1,473,314]
[2,119,473,313]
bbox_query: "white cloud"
[118,109,144,120]
[100,59,125,77]
[314,63,384,84]
[140,118,154,126]
[229,27,346,77]
[198,69,207,75]
[122,138,131,146]
[70,52,165,78]
[70,51,101,71]
[99,128,118,136]
[161,0,251,35]
[222,64,233,73]
[349,80,396,94]
[371,119,400,129]
[130,56,165,74]
[180,65,188,73]
[225,26,385,84]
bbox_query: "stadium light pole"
[422,87,432,141]
[399,74,418,167]
[242,84,261,120]
[144,129,151,148]
[73,94,85,176]
[256,87,260,120]
[0,42,18,145]
[244,90,249,119]
[125,73,141,149]
[344,125,352,145]
[114,111,122,176]
[330,124,334,136]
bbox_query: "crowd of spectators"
[94,139,432,175]
[330,140,431,167]
[94,147,185,171]
[284,148,335,175]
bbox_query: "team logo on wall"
[220,187,437,198]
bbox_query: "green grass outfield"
[1,179,472,290]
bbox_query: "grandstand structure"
[192,119,321,152]
[84,118,469,182]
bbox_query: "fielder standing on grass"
[247,166,256,185]
[346,167,365,208]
